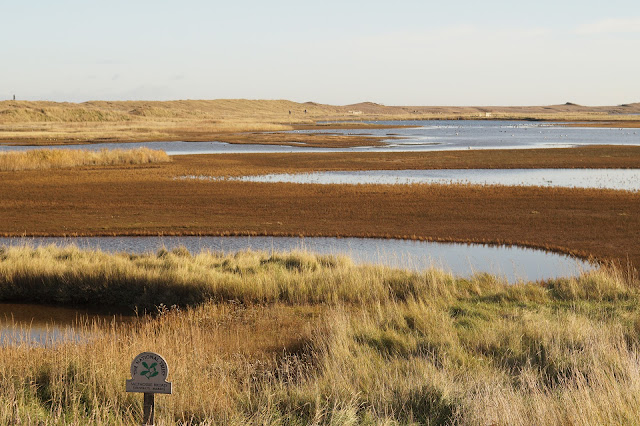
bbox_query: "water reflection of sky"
[0,303,126,347]
[0,120,638,155]
[191,169,640,191]
[0,236,595,285]
[0,324,82,347]
[293,120,640,150]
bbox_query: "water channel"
[0,120,638,155]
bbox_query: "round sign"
[126,352,172,394]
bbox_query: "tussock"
[0,147,170,171]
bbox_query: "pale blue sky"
[1,0,639,105]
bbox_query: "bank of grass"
[0,244,450,310]
[0,147,170,171]
[2,245,640,424]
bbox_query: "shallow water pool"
[194,168,640,191]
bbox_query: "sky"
[1,0,639,106]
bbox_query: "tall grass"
[0,244,457,310]
[1,246,640,424]
[0,147,170,171]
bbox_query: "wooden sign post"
[126,352,172,425]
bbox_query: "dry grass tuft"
[0,147,170,171]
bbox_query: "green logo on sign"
[140,362,159,379]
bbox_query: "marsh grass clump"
[0,147,170,171]
[1,245,640,424]
[0,245,448,309]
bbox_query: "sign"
[126,352,172,394]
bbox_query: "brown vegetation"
[179,145,640,176]
[0,147,638,267]
[203,131,388,148]
[563,121,640,128]
[0,147,170,171]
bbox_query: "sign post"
[126,352,172,426]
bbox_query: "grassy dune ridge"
[0,147,171,171]
[1,246,640,424]
[2,99,639,123]
[0,100,338,123]
[0,100,319,145]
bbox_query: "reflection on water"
[0,303,131,347]
[0,236,594,284]
[0,120,638,155]
[307,120,640,151]
[194,168,640,191]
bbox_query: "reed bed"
[0,147,171,171]
[1,245,640,424]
